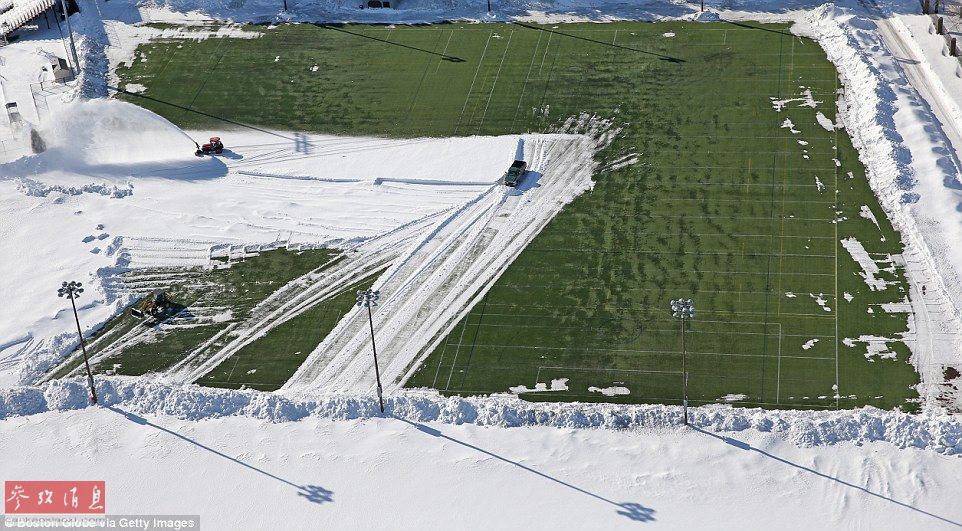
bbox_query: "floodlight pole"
[357,289,384,413]
[671,298,694,426]
[58,0,81,77]
[680,315,687,425]
[59,281,97,404]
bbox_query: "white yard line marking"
[512,30,544,128]
[453,31,493,135]
[435,29,454,74]
[477,29,514,133]
[834,72,841,410]
[776,323,783,404]
[537,31,553,75]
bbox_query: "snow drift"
[2,377,959,455]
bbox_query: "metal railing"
[924,0,962,58]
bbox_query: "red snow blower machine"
[195,136,224,156]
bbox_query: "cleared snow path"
[283,134,598,392]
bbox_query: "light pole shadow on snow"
[691,426,962,528]
[106,406,333,506]
[396,417,655,523]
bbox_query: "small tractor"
[130,290,176,319]
[195,136,224,156]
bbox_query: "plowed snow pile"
[35,99,195,173]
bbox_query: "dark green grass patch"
[118,21,919,409]
[47,249,338,380]
[202,269,381,392]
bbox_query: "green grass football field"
[115,21,919,410]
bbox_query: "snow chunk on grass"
[588,386,629,396]
[816,111,837,131]
[840,237,891,291]
[810,293,832,312]
[771,88,821,112]
[719,393,747,402]
[781,119,800,134]
[510,378,569,394]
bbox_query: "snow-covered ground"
[2,404,960,530]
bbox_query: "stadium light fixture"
[670,298,695,425]
[356,289,385,413]
[58,281,97,405]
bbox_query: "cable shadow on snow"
[691,426,962,528]
[395,417,655,523]
[105,406,333,505]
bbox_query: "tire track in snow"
[282,134,599,393]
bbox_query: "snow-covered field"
[3,0,962,528]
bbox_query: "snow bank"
[3,377,960,454]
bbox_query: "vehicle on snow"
[130,290,176,320]
[195,136,224,156]
[502,159,527,187]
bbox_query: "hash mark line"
[435,29,454,74]
[512,30,544,129]
[537,29,563,132]
[404,29,445,124]
[224,349,243,383]
[457,294,491,390]
[538,31,553,75]
[477,29,514,133]
[444,314,472,390]
[430,314,457,389]
[453,31,492,136]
